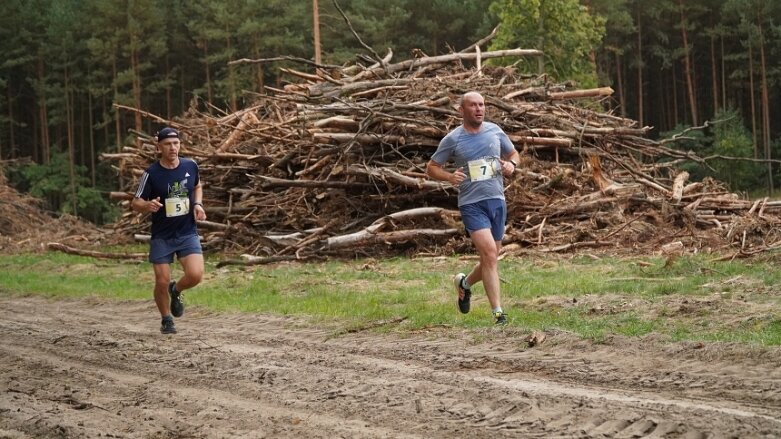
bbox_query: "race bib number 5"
[467,158,496,182]
[165,197,190,217]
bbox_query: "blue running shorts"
[149,234,202,264]
[459,198,507,241]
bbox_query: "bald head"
[458,92,484,108]
[458,92,485,131]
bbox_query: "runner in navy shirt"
[132,127,206,334]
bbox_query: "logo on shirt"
[168,179,189,198]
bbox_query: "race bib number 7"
[165,197,190,217]
[467,158,496,182]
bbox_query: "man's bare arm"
[426,160,465,185]
[131,197,162,214]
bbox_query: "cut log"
[549,87,614,100]
[326,228,459,250]
[671,171,690,203]
[48,242,146,260]
[345,166,451,190]
[326,207,459,249]
[509,136,573,148]
[311,132,406,146]
[110,192,134,201]
[252,175,374,189]
[216,111,260,153]
[348,48,543,83]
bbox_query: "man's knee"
[179,252,204,285]
[184,267,203,285]
[478,247,498,265]
[154,277,171,291]
[477,240,498,258]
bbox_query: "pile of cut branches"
[102,48,781,264]
[0,171,105,254]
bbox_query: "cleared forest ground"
[1,295,779,438]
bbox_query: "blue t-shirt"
[430,122,515,206]
[134,158,200,240]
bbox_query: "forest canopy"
[1,0,780,222]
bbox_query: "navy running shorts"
[149,234,202,264]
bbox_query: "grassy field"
[1,250,780,345]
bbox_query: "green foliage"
[709,109,764,191]
[8,152,72,204]
[659,122,709,181]
[488,0,606,86]
[8,152,118,224]
[662,110,765,193]
[316,0,494,65]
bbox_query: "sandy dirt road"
[1,295,779,438]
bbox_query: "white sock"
[461,277,471,290]
[493,307,503,314]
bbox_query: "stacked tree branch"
[103,48,781,264]
[0,171,106,253]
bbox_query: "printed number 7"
[480,165,487,175]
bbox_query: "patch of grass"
[1,251,780,346]
[0,253,149,300]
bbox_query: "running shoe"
[454,273,471,314]
[160,316,177,334]
[169,281,184,318]
[494,311,508,326]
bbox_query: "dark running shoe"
[494,311,508,326]
[169,281,184,318]
[454,273,471,314]
[160,316,177,334]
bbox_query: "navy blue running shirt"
[134,158,200,240]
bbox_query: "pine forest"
[1,0,780,225]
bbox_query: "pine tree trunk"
[5,81,11,159]
[537,5,545,75]
[678,0,698,126]
[636,8,644,127]
[227,35,237,113]
[166,56,172,119]
[102,94,111,182]
[615,52,625,118]
[758,19,772,194]
[720,34,727,109]
[253,40,264,94]
[204,41,213,111]
[180,68,186,115]
[131,48,142,147]
[89,91,95,187]
[710,27,718,114]
[79,92,85,166]
[111,56,123,189]
[37,57,50,163]
[65,66,78,216]
[313,0,321,65]
[748,42,758,159]
[113,57,121,154]
[672,62,679,125]
[1,83,5,160]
